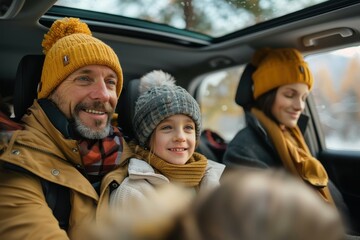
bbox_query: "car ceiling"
[0,0,360,99]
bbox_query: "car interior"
[1,0,360,235]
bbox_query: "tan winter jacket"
[0,101,131,240]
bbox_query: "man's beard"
[73,101,113,139]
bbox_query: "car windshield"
[54,0,329,38]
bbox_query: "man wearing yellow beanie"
[223,48,356,234]
[0,17,132,239]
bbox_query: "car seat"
[116,79,140,141]
[235,63,257,112]
[200,129,227,162]
[14,54,45,121]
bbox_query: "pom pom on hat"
[38,17,123,99]
[42,17,91,55]
[133,70,201,147]
[251,48,313,100]
[139,70,176,94]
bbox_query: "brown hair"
[254,87,278,123]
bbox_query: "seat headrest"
[14,54,44,121]
[235,63,257,111]
[116,79,140,140]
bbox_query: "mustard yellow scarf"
[131,145,207,187]
[251,108,334,204]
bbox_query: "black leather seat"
[14,54,44,121]
[116,79,140,140]
[235,63,257,111]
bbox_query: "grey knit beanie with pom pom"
[133,70,201,147]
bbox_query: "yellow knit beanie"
[38,17,123,99]
[251,48,313,100]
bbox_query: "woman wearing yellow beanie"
[223,48,356,234]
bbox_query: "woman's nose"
[294,98,305,111]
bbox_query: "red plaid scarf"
[78,127,123,176]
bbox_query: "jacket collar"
[20,100,81,165]
[37,99,76,139]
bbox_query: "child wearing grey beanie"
[110,70,225,212]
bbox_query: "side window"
[306,46,360,151]
[196,66,245,142]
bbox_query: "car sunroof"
[53,0,329,38]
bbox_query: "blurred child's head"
[173,168,345,240]
[133,70,201,163]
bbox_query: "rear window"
[196,66,244,142]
